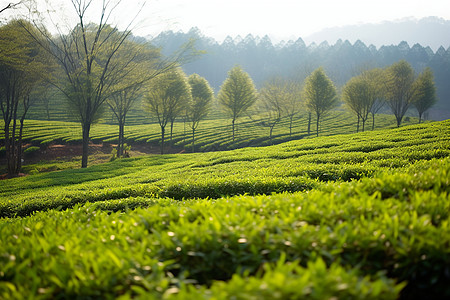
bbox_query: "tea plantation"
[1,120,449,299]
[2,110,418,152]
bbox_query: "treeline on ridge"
[150,28,450,120]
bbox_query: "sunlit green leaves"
[0,120,449,298]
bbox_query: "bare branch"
[0,1,22,14]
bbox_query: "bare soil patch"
[0,142,185,178]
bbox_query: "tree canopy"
[187,73,214,152]
[144,68,191,154]
[342,69,383,132]
[302,68,338,137]
[218,65,258,141]
[412,67,437,123]
[0,19,51,177]
[384,60,416,127]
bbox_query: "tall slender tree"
[0,20,51,178]
[107,40,163,158]
[186,73,214,152]
[302,68,338,137]
[218,65,258,141]
[412,67,437,123]
[342,69,382,132]
[19,0,139,168]
[385,60,416,127]
[283,80,303,137]
[364,68,386,130]
[144,69,191,154]
[257,78,287,143]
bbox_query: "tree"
[144,68,191,154]
[218,65,258,141]
[256,78,287,143]
[186,73,213,152]
[107,40,162,158]
[21,0,198,167]
[18,0,139,168]
[369,98,385,130]
[342,69,382,132]
[384,60,417,127]
[0,20,51,178]
[365,68,386,130]
[283,80,303,136]
[412,67,437,123]
[302,68,338,137]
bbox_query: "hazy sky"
[3,0,450,42]
[140,0,450,41]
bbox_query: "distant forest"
[151,27,450,120]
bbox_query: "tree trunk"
[5,122,18,178]
[362,118,366,132]
[307,112,311,135]
[45,102,50,121]
[7,102,19,177]
[316,114,320,137]
[170,119,174,146]
[357,115,360,133]
[4,121,11,178]
[269,125,274,144]
[192,127,195,153]
[289,115,293,137]
[418,112,423,124]
[396,115,402,128]
[160,126,165,155]
[232,118,235,142]
[17,118,25,173]
[81,122,91,168]
[118,121,124,158]
[183,117,187,143]
[371,113,375,131]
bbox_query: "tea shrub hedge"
[0,120,449,299]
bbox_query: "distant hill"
[149,26,450,120]
[304,17,450,52]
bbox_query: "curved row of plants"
[0,156,449,299]
[1,120,449,299]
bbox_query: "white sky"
[2,0,450,42]
[140,0,450,42]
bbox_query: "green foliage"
[0,120,449,298]
[0,19,53,177]
[385,60,416,127]
[187,74,214,123]
[1,120,448,218]
[302,68,338,136]
[0,157,449,298]
[412,67,437,123]
[23,146,40,156]
[177,257,404,300]
[0,109,420,155]
[218,65,258,141]
[144,68,192,154]
[342,69,384,132]
[187,74,214,152]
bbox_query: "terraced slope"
[0,120,449,299]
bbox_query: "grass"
[0,120,449,299]
[1,109,419,154]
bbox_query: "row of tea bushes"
[1,121,449,218]
[1,157,449,298]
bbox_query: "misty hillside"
[150,25,450,121]
[305,17,450,52]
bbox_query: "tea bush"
[0,120,449,299]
